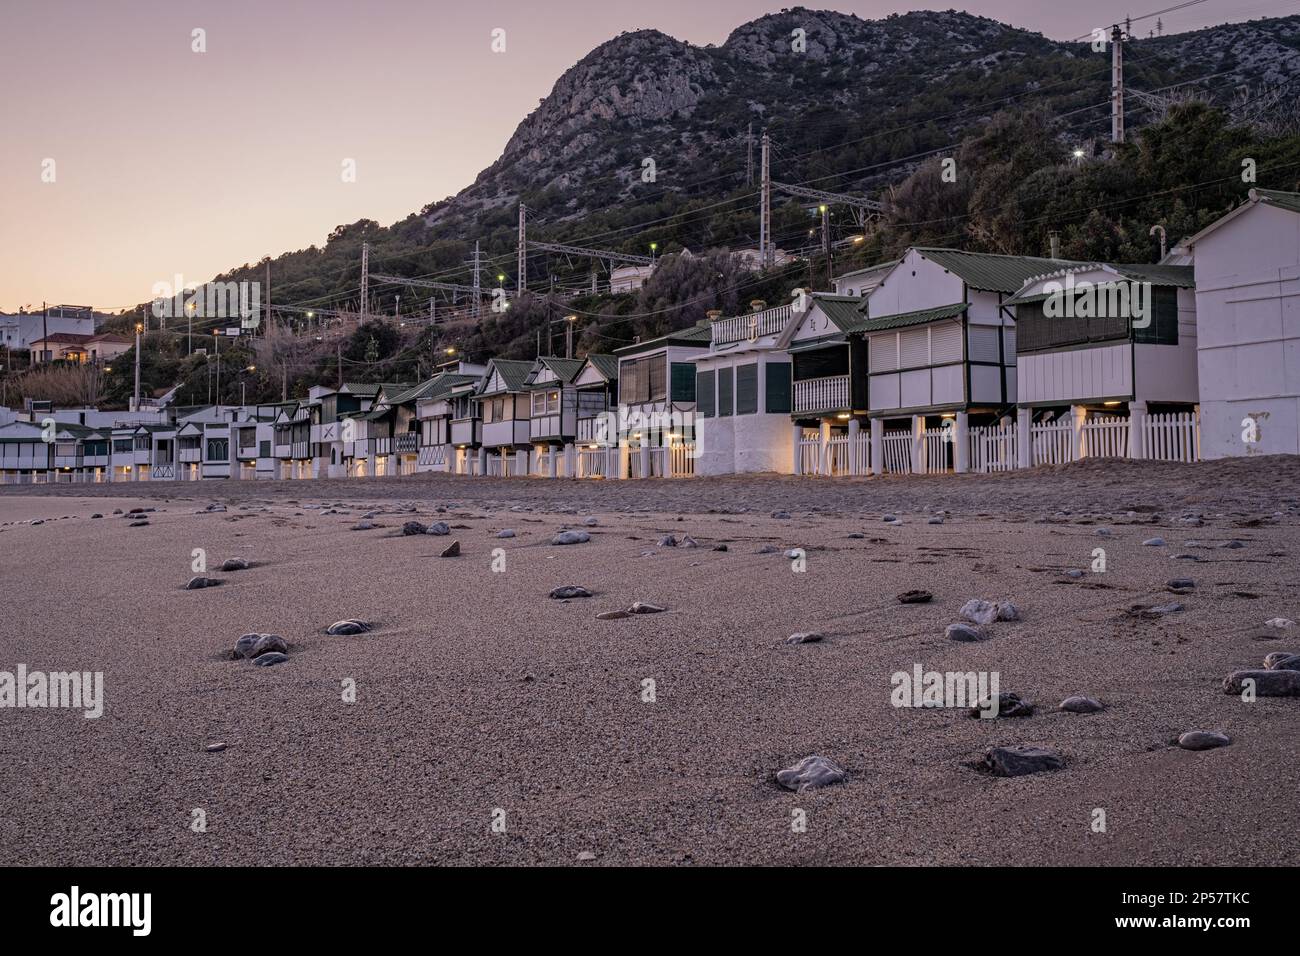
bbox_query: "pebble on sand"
[627,601,666,614]
[583,517,599,527]
[576,851,597,862]
[234,633,288,660]
[959,599,1019,625]
[1058,695,1105,714]
[326,620,373,636]
[979,745,1065,777]
[897,589,933,604]
[776,755,847,792]
[426,521,451,536]
[549,586,593,599]
[1264,652,1300,671]
[351,521,376,531]
[969,692,1034,718]
[658,534,678,547]
[185,576,222,590]
[552,530,591,545]
[220,558,250,572]
[785,632,823,645]
[1177,730,1232,751]
[596,610,630,620]
[129,520,150,527]
[440,541,461,557]
[1142,537,1166,547]
[771,511,791,519]
[401,521,427,536]
[252,652,289,667]
[1223,669,1300,697]
[1264,617,1295,629]
[205,743,228,753]
[495,529,516,538]
[946,622,988,643]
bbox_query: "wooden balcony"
[710,304,792,346]
[793,375,851,413]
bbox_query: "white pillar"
[549,445,558,478]
[818,420,831,477]
[910,415,925,473]
[639,442,651,480]
[792,423,803,475]
[847,418,860,476]
[870,418,883,475]
[1017,407,1032,469]
[954,411,969,474]
[1071,405,1087,461]
[565,442,576,478]
[1128,400,1146,459]
[477,447,487,476]
[617,441,630,479]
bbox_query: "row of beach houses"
[2,188,1297,484]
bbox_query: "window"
[717,367,734,417]
[531,390,560,415]
[696,370,716,417]
[113,439,132,453]
[735,364,758,415]
[1016,284,1177,351]
[766,362,792,413]
[259,440,271,458]
[670,363,695,402]
[206,438,229,461]
[1132,287,1179,345]
[621,354,667,403]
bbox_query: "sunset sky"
[0,0,1287,313]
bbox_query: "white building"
[614,323,711,478]
[1185,188,1300,458]
[693,301,797,475]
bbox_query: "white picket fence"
[1031,419,1076,466]
[1082,415,1129,458]
[669,442,696,477]
[881,430,912,475]
[1142,412,1198,462]
[921,427,949,474]
[577,448,607,478]
[968,423,1018,473]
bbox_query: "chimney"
[705,309,723,321]
[749,299,766,313]
[1048,231,1061,259]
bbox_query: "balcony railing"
[711,304,792,346]
[394,433,418,454]
[793,375,851,413]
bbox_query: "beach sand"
[1,456,1297,866]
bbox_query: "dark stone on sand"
[1142,537,1166,547]
[326,620,372,636]
[1177,730,1231,751]
[205,743,228,753]
[712,544,728,552]
[401,521,427,535]
[185,576,221,590]
[897,589,932,604]
[1219,540,1245,549]
[776,755,846,792]
[1058,695,1105,714]
[755,544,779,554]
[129,520,149,527]
[980,745,1065,777]
[426,521,450,536]
[1131,602,1183,618]
[946,623,987,643]
[596,610,630,620]
[90,513,102,519]
[847,532,865,539]
[1264,652,1300,671]
[658,534,677,547]
[549,585,593,599]
[234,633,287,659]
[771,511,791,520]
[252,652,289,667]
[1223,669,1300,696]
[680,535,699,548]
[351,521,375,531]
[969,692,1033,718]
[220,558,250,572]
[440,540,461,557]
[628,601,666,614]
[1064,569,1084,579]
[1167,578,1196,591]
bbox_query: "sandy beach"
[1,456,1298,866]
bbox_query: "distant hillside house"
[29,332,131,365]
[1186,188,1300,458]
[0,307,97,351]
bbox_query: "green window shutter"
[1133,287,1178,345]
[735,364,758,415]
[717,367,734,418]
[260,440,270,458]
[696,370,715,417]
[765,362,792,413]
[670,363,696,402]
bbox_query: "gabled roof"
[1185,188,1300,247]
[340,382,382,397]
[477,359,534,396]
[1004,262,1195,305]
[529,356,585,387]
[585,354,619,381]
[854,302,968,334]
[911,247,1089,294]
[835,259,899,283]
[812,294,867,332]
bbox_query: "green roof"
[835,259,899,282]
[479,359,534,395]
[586,354,619,381]
[811,294,867,332]
[852,302,967,333]
[340,382,382,397]
[613,322,712,356]
[1255,188,1300,214]
[912,248,1089,294]
[532,356,585,386]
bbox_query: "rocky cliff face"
[424,8,1299,237]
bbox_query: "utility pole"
[132,319,142,411]
[746,122,754,186]
[429,297,435,326]
[360,241,370,323]
[337,342,343,388]
[565,316,574,359]
[42,302,48,364]
[517,204,527,293]
[760,129,772,269]
[1111,23,1125,144]
[821,204,831,288]
[281,362,287,401]
[213,330,221,405]
[470,240,482,318]
[265,261,271,337]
